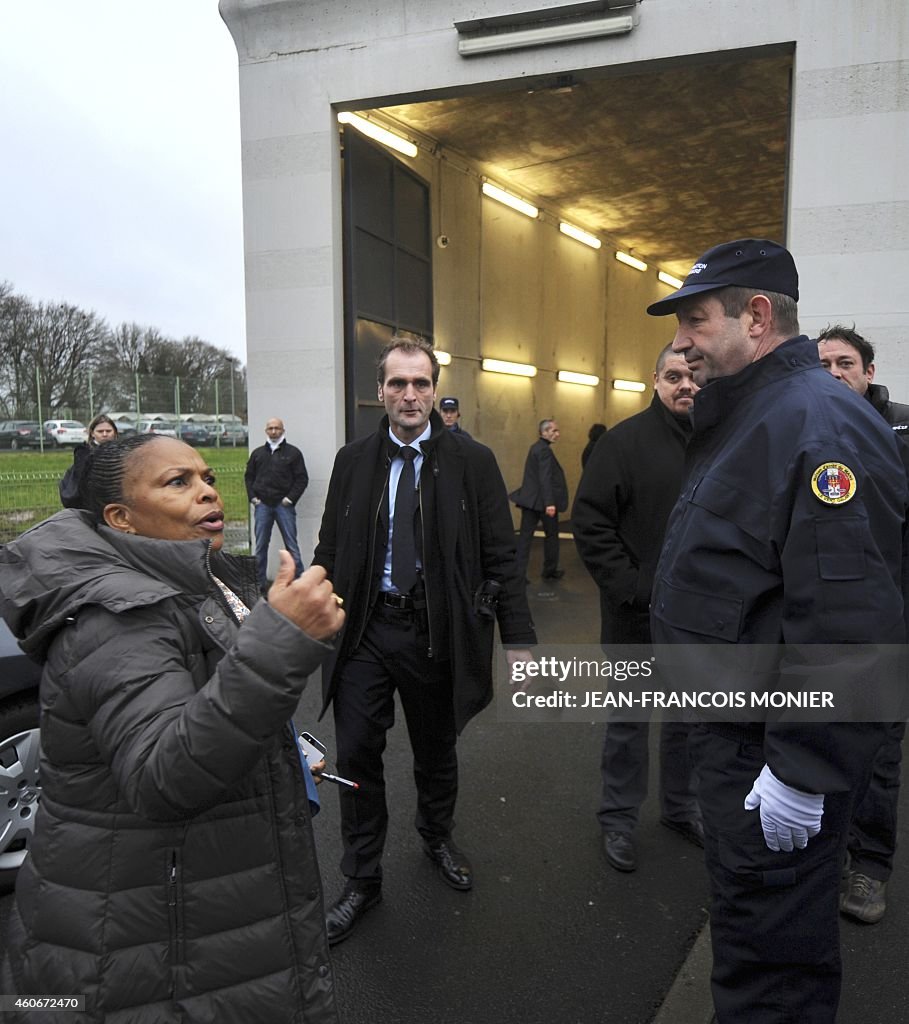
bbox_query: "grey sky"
[0,1,247,362]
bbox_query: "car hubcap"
[0,728,41,871]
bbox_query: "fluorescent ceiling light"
[458,14,634,56]
[481,182,539,219]
[615,251,648,272]
[557,370,600,387]
[559,222,602,250]
[481,358,537,378]
[435,350,452,366]
[612,378,646,393]
[337,112,418,159]
[658,270,684,288]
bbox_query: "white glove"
[744,763,824,852]
[281,497,293,507]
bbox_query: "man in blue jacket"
[648,239,908,1023]
[818,324,909,925]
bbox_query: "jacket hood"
[0,509,217,660]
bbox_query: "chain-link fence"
[0,465,251,553]
[4,371,248,435]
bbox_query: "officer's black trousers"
[332,602,458,883]
[690,725,874,1024]
[515,507,560,577]
[848,720,905,879]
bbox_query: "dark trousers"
[515,506,560,577]
[690,726,875,1024]
[332,602,458,884]
[848,720,905,879]
[597,720,698,832]
[596,602,697,832]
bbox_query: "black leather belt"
[380,591,415,610]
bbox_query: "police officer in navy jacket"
[648,239,908,1024]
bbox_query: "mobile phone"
[298,731,327,767]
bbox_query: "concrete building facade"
[219,0,909,558]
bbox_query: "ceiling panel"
[378,52,792,277]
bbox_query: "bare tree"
[0,283,246,422]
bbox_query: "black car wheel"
[0,693,41,893]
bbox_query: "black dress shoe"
[325,883,382,945]
[541,569,565,580]
[660,816,705,849]
[424,839,473,891]
[602,831,637,872]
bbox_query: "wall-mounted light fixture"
[434,350,452,366]
[337,112,418,159]
[559,222,602,250]
[615,251,648,272]
[658,270,684,288]
[612,378,647,393]
[481,182,539,219]
[456,12,635,56]
[481,358,538,378]
[557,370,599,387]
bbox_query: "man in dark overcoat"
[312,336,535,944]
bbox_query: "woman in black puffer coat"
[0,434,345,1024]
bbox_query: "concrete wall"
[220,0,909,555]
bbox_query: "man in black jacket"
[818,324,909,924]
[573,345,701,873]
[817,324,909,435]
[313,336,535,945]
[511,419,569,580]
[244,417,309,591]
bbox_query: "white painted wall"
[219,0,909,561]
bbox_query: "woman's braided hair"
[82,433,160,520]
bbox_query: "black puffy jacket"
[0,510,339,1024]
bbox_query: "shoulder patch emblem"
[811,462,856,505]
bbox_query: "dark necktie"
[391,446,418,594]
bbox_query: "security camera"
[436,235,450,249]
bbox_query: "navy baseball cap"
[440,397,459,411]
[647,238,799,316]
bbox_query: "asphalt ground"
[304,540,711,1024]
[3,538,908,1022]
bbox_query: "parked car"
[136,419,178,438]
[217,423,249,446]
[0,420,43,450]
[176,422,211,446]
[0,616,41,892]
[43,419,88,447]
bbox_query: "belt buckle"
[384,591,410,610]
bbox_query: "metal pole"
[88,369,94,420]
[36,366,44,453]
[135,373,142,421]
[214,379,221,448]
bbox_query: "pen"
[316,771,360,790]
